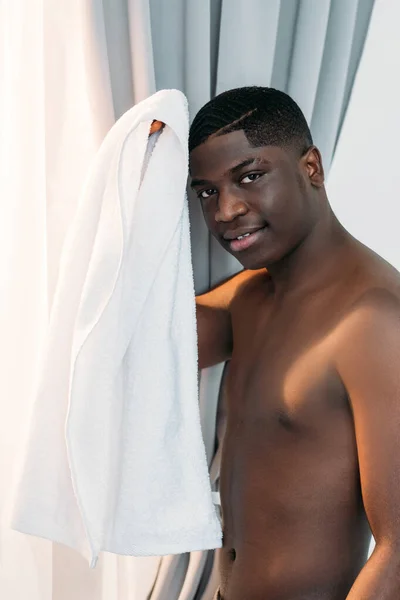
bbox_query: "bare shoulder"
[230,268,271,309]
[334,255,400,410]
[195,268,269,369]
[222,267,268,296]
[338,249,400,341]
[352,248,400,311]
[196,268,265,309]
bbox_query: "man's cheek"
[262,189,290,219]
[202,206,215,228]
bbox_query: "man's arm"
[196,269,258,370]
[335,296,400,599]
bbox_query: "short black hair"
[189,86,313,155]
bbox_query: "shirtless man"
[153,86,400,599]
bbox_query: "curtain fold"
[0,3,51,599]
[0,1,376,598]
[327,0,400,291]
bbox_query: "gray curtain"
[131,2,375,598]
[102,0,374,295]
[0,1,375,598]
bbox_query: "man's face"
[189,129,318,270]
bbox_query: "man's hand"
[149,120,164,136]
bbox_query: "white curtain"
[0,0,377,598]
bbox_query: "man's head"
[189,86,325,270]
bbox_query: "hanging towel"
[11,89,222,567]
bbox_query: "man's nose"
[215,190,247,222]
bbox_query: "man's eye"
[240,173,262,184]
[198,189,216,199]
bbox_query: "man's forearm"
[346,543,400,599]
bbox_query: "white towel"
[11,89,222,567]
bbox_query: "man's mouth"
[228,227,267,252]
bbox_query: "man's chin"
[231,252,269,271]
[216,237,275,270]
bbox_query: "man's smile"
[226,225,268,252]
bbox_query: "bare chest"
[219,292,362,555]
[226,292,350,437]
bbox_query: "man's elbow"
[371,537,400,571]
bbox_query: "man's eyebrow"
[190,178,209,188]
[229,157,263,174]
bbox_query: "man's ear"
[301,146,324,187]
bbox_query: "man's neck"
[265,206,356,300]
